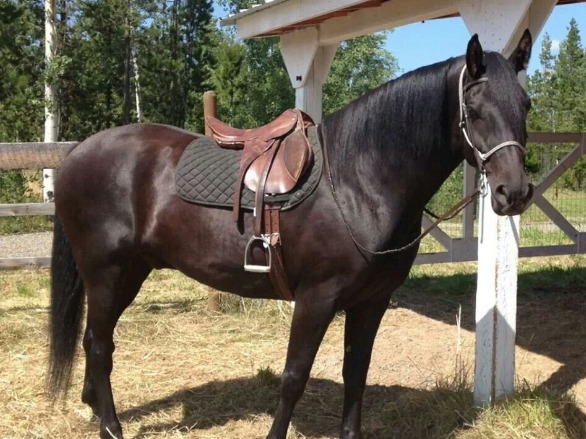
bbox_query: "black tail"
[48,214,85,398]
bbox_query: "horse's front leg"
[266,294,336,439]
[340,291,393,439]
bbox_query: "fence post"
[203,91,222,313]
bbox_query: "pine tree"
[554,18,586,133]
[323,33,398,114]
[0,0,44,142]
[528,33,557,133]
[209,34,249,126]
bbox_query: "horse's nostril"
[495,184,508,198]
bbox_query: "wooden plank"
[414,252,451,265]
[0,257,51,270]
[233,0,369,39]
[474,183,519,405]
[579,232,586,254]
[0,203,55,217]
[281,27,319,88]
[531,144,583,197]
[528,132,582,143]
[0,142,77,170]
[519,244,578,258]
[319,0,457,45]
[452,237,478,262]
[421,215,452,250]
[532,195,579,242]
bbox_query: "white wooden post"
[458,0,556,405]
[280,28,338,122]
[44,0,58,202]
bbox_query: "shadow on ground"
[396,264,586,392]
[118,375,586,439]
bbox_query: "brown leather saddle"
[205,109,315,300]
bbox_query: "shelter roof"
[222,0,585,41]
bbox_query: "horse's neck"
[332,144,461,249]
[323,71,462,249]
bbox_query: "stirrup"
[244,235,272,273]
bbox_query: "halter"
[458,65,526,172]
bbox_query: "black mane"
[323,56,457,168]
[322,52,526,175]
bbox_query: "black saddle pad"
[175,126,322,211]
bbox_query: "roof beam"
[234,0,368,40]
[318,0,458,45]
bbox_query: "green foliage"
[528,19,586,190]
[0,172,27,203]
[324,32,398,114]
[426,165,464,217]
[238,37,295,126]
[0,171,51,236]
[524,145,541,174]
[209,33,248,126]
[0,0,44,142]
[210,31,399,126]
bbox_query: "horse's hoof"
[100,422,123,439]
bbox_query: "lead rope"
[320,127,481,256]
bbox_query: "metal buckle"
[244,235,272,273]
[480,172,489,197]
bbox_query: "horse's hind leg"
[266,295,336,439]
[340,291,392,439]
[82,257,151,439]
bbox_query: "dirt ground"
[1,257,586,438]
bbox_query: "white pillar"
[281,28,337,122]
[457,0,555,405]
[44,0,58,202]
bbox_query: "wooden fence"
[1,132,585,270]
[414,132,586,264]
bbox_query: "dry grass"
[1,257,586,438]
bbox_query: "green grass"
[16,284,33,297]
[0,216,53,235]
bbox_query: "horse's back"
[55,124,199,269]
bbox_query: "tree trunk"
[123,0,132,125]
[44,0,58,203]
[132,46,142,123]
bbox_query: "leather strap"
[264,205,294,301]
[254,140,281,236]
[232,138,273,223]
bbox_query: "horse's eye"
[467,106,480,120]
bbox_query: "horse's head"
[457,30,534,216]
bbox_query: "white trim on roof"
[221,0,372,39]
[221,0,290,26]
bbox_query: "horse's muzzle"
[491,182,534,216]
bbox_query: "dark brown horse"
[49,32,534,439]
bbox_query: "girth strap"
[264,204,293,301]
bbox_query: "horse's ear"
[466,34,484,79]
[508,29,533,73]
